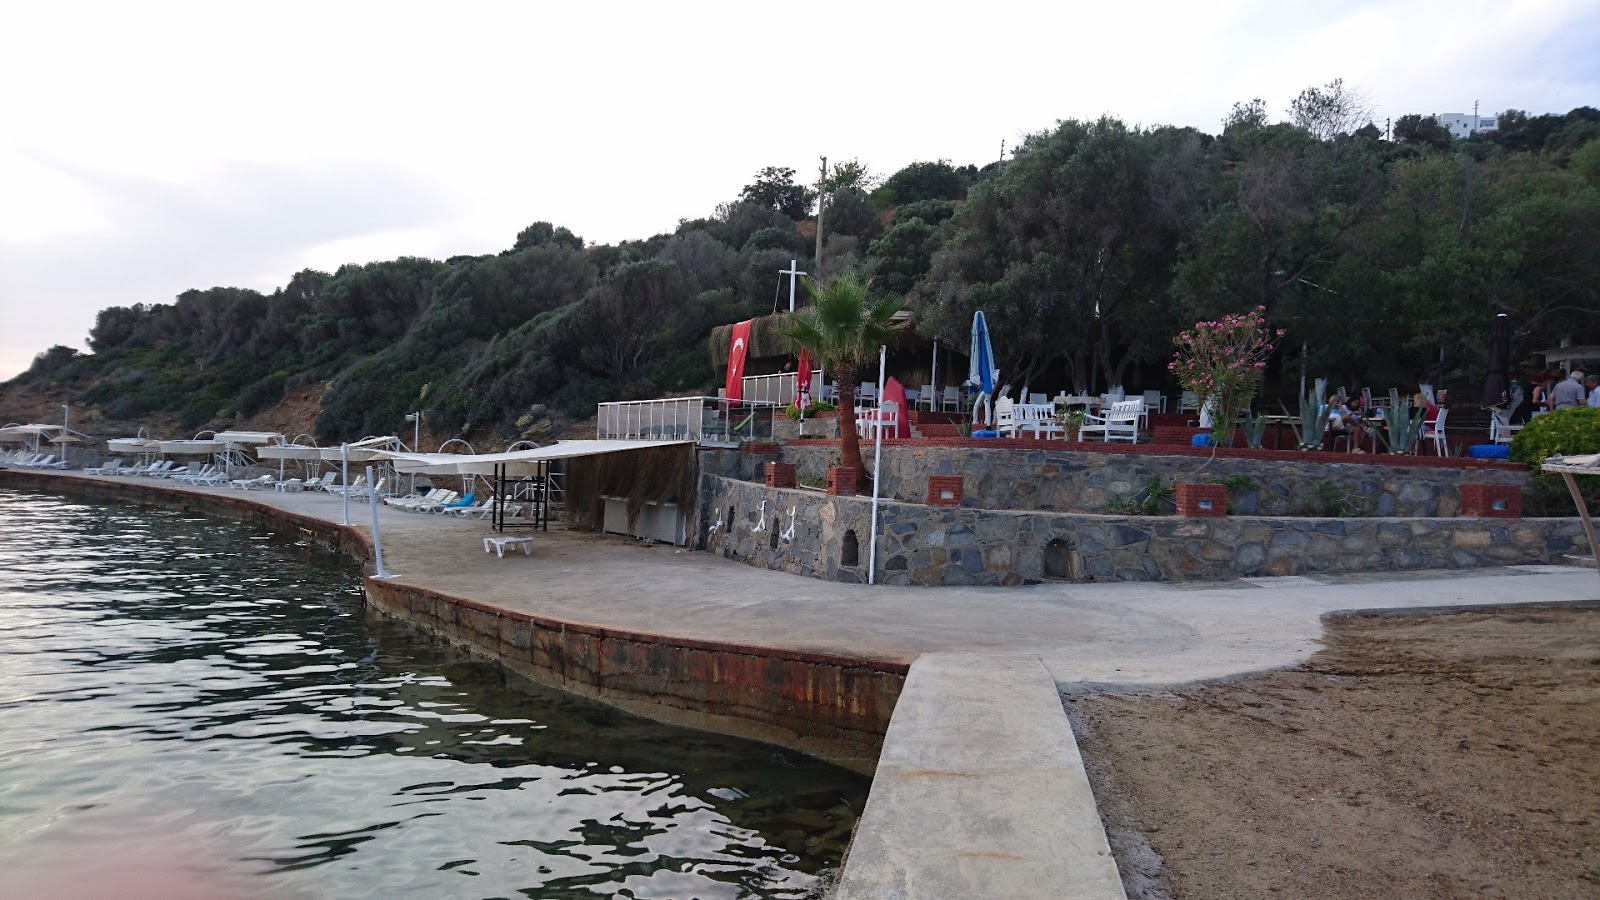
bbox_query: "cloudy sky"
[2,0,1596,380]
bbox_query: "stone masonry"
[780,444,1528,518]
[700,475,1584,587]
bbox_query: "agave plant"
[1384,404,1428,455]
[1281,390,1329,451]
[1241,411,1271,449]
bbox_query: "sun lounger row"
[4,451,68,469]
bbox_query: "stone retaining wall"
[701,475,1585,586]
[779,444,1529,518]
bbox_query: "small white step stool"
[483,536,534,558]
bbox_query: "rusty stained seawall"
[0,469,903,773]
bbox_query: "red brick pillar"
[1176,483,1227,517]
[826,466,858,496]
[927,475,963,507]
[765,462,796,488]
[1460,484,1521,517]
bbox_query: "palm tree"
[782,273,905,491]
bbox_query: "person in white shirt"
[1586,374,1599,408]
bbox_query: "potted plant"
[1056,406,1089,441]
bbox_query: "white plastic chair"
[918,384,936,411]
[858,382,877,408]
[994,397,1018,437]
[1422,408,1449,455]
[1179,391,1200,414]
[940,386,961,412]
[1142,390,1166,414]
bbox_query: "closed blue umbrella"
[967,310,998,425]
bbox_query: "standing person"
[1586,374,1600,409]
[1550,370,1586,409]
[1530,370,1552,413]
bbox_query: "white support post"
[367,464,390,578]
[340,443,350,526]
[868,344,886,585]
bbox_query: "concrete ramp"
[834,653,1125,899]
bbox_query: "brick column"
[927,475,963,507]
[765,462,796,489]
[826,466,858,496]
[1175,483,1227,517]
[1460,484,1521,517]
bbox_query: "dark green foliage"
[1393,114,1453,149]
[740,167,815,220]
[512,221,584,252]
[11,99,1600,456]
[1510,408,1600,469]
[874,160,973,205]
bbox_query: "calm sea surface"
[0,489,867,899]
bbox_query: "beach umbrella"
[1482,313,1511,408]
[966,310,998,424]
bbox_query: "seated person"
[1326,394,1368,451]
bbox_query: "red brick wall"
[1460,484,1522,517]
[1176,483,1228,517]
[927,475,963,507]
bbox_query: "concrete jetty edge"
[0,470,903,772]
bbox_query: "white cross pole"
[781,259,806,311]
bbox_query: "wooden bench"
[1078,399,1144,443]
[482,536,534,558]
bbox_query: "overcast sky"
[2,0,1596,380]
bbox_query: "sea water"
[0,489,866,898]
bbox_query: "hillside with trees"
[6,91,1598,446]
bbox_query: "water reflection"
[0,490,865,898]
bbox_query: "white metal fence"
[739,372,825,407]
[596,397,780,444]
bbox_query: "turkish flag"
[725,319,753,401]
[797,348,813,406]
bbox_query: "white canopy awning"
[215,431,286,447]
[0,424,64,441]
[107,437,164,454]
[376,439,692,476]
[160,439,224,455]
[319,435,404,462]
[257,444,326,461]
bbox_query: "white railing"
[741,372,824,407]
[597,397,781,444]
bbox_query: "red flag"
[796,348,813,407]
[725,319,753,401]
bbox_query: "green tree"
[512,221,584,252]
[781,273,904,488]
[1287,78,1371,141]
[740,167,815,219]
[1393,114,1452,149]
[874,160,973,205]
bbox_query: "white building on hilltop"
[1433,112,1499,138]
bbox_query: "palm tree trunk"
[834,368,866,493]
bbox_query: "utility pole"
[1385,117,1391,141]
[1472,99,1479,134]
[814,156,826,285]
[999,139,1005,162]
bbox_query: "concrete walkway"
[834,653,1124,900]
[12,471,1599,900]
